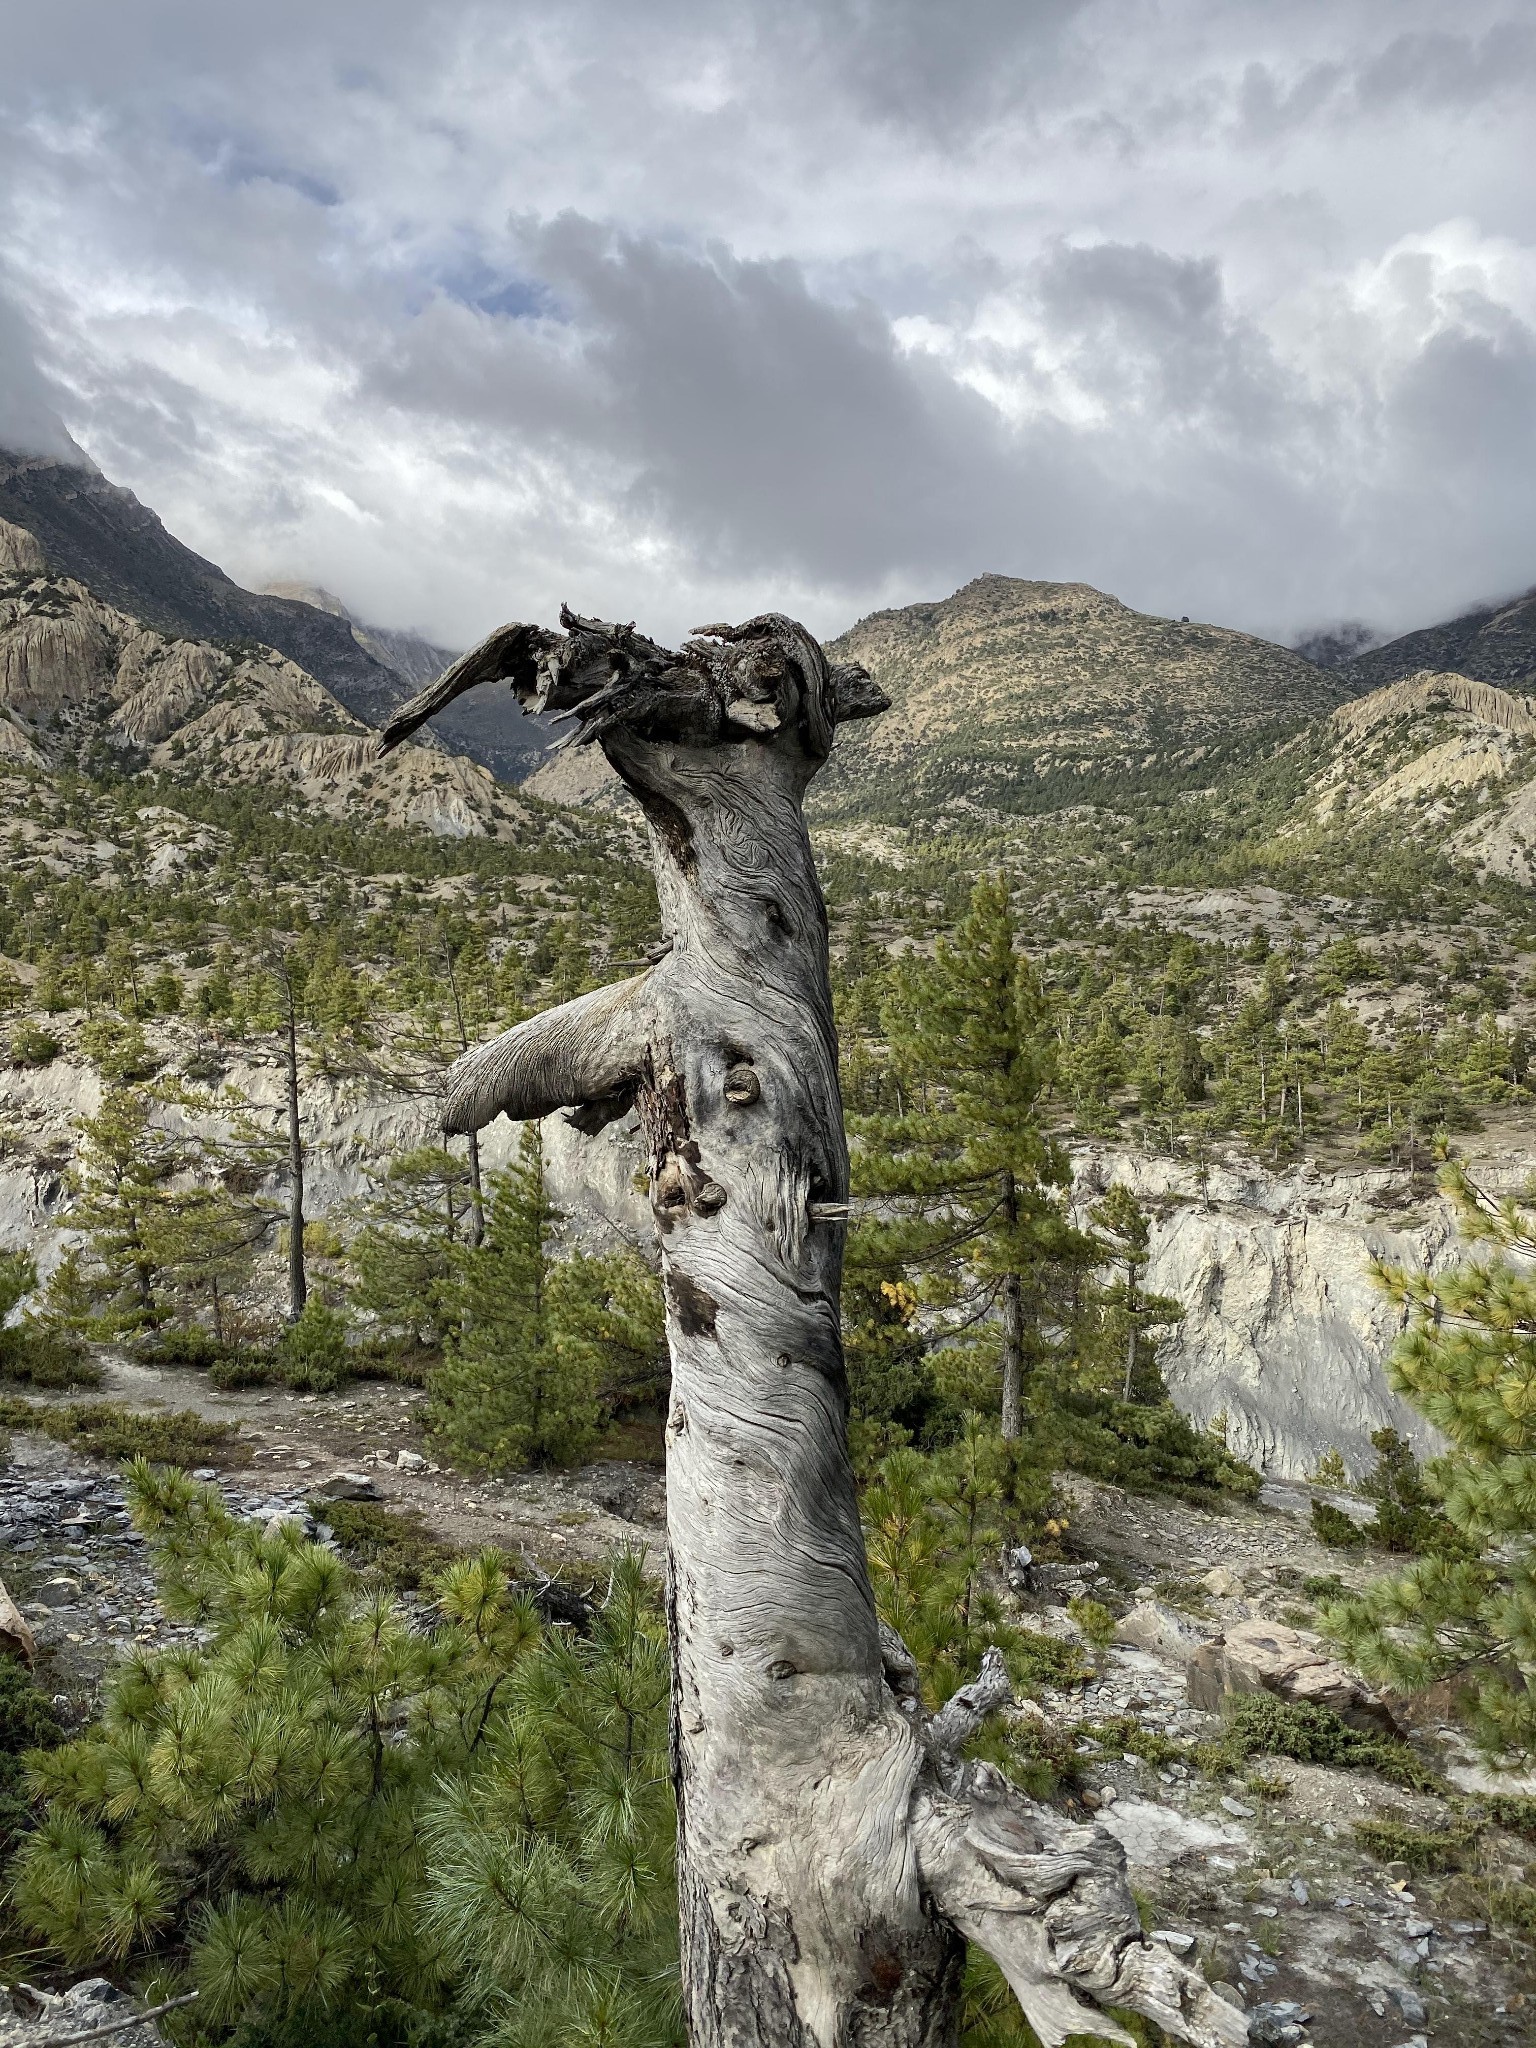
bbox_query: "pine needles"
[11,1462,679,2047]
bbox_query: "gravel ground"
[2,1373,1533,2046]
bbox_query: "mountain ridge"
[815,571,1364,821]
[0,550,539,842]
[0,450,554,785]
[1342,585,1536,697]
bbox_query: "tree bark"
[281,967,307,1324]
[999,1174,1024,1440]
[381,611,1243,2048]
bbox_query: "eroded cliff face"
[0,560,538,840]
[1070,1146,1495,1480]
[2,1033,1522,1480]
[0,1045,648,1295]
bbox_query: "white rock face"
[0,1044,650,1291]
[1072,1145,1490,1479]
[1097,1796,1249,1875]
[3,1029,1526,1480]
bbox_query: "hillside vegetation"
[817,572,1360,820]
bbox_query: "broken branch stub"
[379,614,1243,2048]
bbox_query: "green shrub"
[1196,1692,1439,1791]
[1311,1499,1368,1548]
[1067,1596,1116,1649]
[0,1326,100,1390]
[1476,1792,1536,1838]
[0,1249,32,1322]
[1047,1387,1260,1504]
[1010,1629,1092,1694]
[0,1396,244,1468]
[316,1497,456,1593]
[205,1350,282,1390]
[1485,1880,1536,1933]
[8,1023,61,1068]
[1302,1572,1348,1603]
[12,1463,679,2046]
[1354,1815,1476,1871]
[1004,1715,1088,1802]
[1079,1716,1190,1771]
[78,1016,161,1083]
[141,1325,228,1369]
[1359,1426,1464,1555]
[0,1657,63,1860]
[274,1298,352,1393]
[0,1252,101,1389]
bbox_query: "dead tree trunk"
[277,958,307,1324]
[381,612,1242,2048]
[441,938,485,1247]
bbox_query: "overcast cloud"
[1,0,1532,649]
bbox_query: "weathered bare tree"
[380,611,1243,2048]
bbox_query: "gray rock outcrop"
[1186,1617,1400,1738]
[1071,1145,1487,1479]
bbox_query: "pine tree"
[140,1180,264,1346]
[1328,1162,1536,1763]
[852,878,1090,1437]
[67,1089,184,1336]
[12,1462,679,2047]
[861,1418,1053,1708]
[422,1553,680,2048]
[346,1144,475,1352]
[1085,1185,1182,1402]
[64,1084,277,1345]
[428,1126,664,1472]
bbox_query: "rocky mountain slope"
[1344,584,1536,696]
[1172,664,1536,895]
[0,523,533,840]
[814,574,1362,821]
[0,448,554,784]
[262,579,456,692]
[1305,672,1536,885]
[261,578,556,784]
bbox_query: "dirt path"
[14,1351,666,1570]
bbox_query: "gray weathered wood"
[380,609,1244,2048]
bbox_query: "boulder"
[1114,1598,1214,1669]
[0,1578,36,1666]
[1187,1617,1401,1736]
[312,1473,382,1502]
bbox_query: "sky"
[1,0,1533,653]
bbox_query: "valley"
[2,445,1535,2045]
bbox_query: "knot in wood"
[722,1062,760,1105]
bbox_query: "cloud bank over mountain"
[1,0,1533,648]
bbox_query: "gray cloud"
[0,0,1532,652]
[0,286,79,462]
[1357,21,1536,111]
